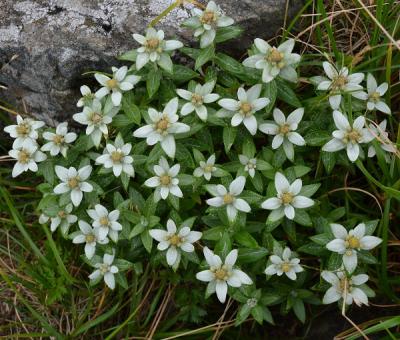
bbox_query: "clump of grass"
[0,0,399,339]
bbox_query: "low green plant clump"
[2,0,399,333]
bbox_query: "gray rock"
[0,0,303,124]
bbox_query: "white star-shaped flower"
[322,110,374,162]
[326,223,382,273]
[133,97,190,158]
[322,270,370,307]
[73,99,119,147]
[149,219,202,267]
[133,28,183,72]
[96,141,134,177]
[54,165,93,206]
[177,81,220,121]
[144,157,183,202]
[77,85,95,107]
[264,247,303,280]
[72,220,109,259]
[206,176,251,221]
[94,66,141,106]
[49,203,77,234]
[261,172,314,221]
[196,247,252,303]
[184,1,234,48]
[4,115,44,148]
[353,73,391,114]
[315,62,364,109]
[368,120,397,159]
[217,84,270,135]
[259,107,305,161]
[87,204,122,242]
[8,140,47,177]
[193,154,217,181]
[41,122,77,157]
[243,39,300,83]
[238,154,257,178]
[89,252,119,290]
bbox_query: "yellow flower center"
[370,91,380,102]
[281,192,293,204]
[347,236,360,249]
[99,263,109,274]
[160,175,171,186]
[91,112,103,124]
[99,216,109,226]
[58,210,66,218]
[17,149,30,164]
[247,162,256,169]
[267,48,285,66]
[279,124,290,135]
[146,38,160,50]
[68,177,79,189]
[191,93,203,105]
[155,117,169,132]
[281,262,291,273]
[339,277,350,292]
[169,234,182,246]
[332,75,348,91]
[53,134,64,145]
[214,268,228,280]
[111,151,123,163]
[240,102,253,116]
[16,123,30,136]
[85,233,95,243]
[204,165,214,173]
[106,79,118,89]
[345,129,361,143]
[201,10,217,25]
[223,194,234,205]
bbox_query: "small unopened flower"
[322,270,370,306]
[50,203,77,234]
[322,111,374,162]
[196,247,252,303]
[4,115,44,148]
[149,219,202,267]
[77,85,95,107]
[144,157,182,202]
[206,176,251,221]
[243,39,300,83]
[9,141,47,177]
[73,99,119,147]
[265,247,303,280]
[353,73,391,114]
[316,62,364,109]
[96,142,134,177]
[73,220,109,259]
[326,223,382,273]
[194,154,217,181]
[133,98,190,158]
[87,204,122,242]
[217,85,270,135]
[94,66,141,106]
[368,120,397,159]
[89,252,119,289]
[133,28,183,72]
[54,165,93,206]
[259,107,305,161]
[41,122,77,157]
[239,155,257,178]
[184,1,234,48]
[261,172,314,220]
[177,81,219,121]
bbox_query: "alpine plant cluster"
[4,0,394,323]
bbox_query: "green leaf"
[122,94,141,125]
[214,52,244,74]
[235,304,252,326]
[38,159,55,185]
[310,233,330,245]
[223,126,237,153]
[262,80,277,113]
[215,26,243,43]
[238,248,268,263]
[215,232,231,258]
[321,151,336,174]
[293,210,313,227]
[118,50,138,61]
[195,45,215,70]
[251,305,264,324]
[304,131,331,146]
[276,78,302,107]
[327,252,342,270]
[202,226,225,241]
[234,231,259,248]
[293,299,306,323]
[298,243,326,256]
[141,230,153,253]
[147,67,162,98]
[129,223,146,239]
[299,183,320,197]
[170,64,198,83]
